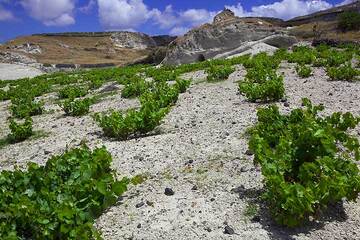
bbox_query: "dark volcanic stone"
[164,188,175,196]
[224,225,235,235]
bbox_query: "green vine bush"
[10,97,44,119]
[296,64,312,78]
[61,98,92,116]
[0,146,130,239]
[8,117,33,143]
[58,86,88,99]
[248,99,360,227]
[338,11,360,32]
[121,77,149,98]
[206,64,235,82]
[327,64,359,81]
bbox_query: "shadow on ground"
[232,185,348,240]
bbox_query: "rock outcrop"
[162,9,297,65]
[110,32,157,50]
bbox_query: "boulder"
[110,32,156,50]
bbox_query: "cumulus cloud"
[151,5,216,34]
[169,26,190,36]
[20,0,75,26]
[97,0,155,30]
[95,0,338,35]
[0,5,15,21]
[96,0,215,35]
[227,0,333,20]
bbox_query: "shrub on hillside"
[10,97,44,119]
[206,64,235,82]
[0,146,130,239]
[338,11,360,32]
[8,117,33,143]
[61,98,92,116]
[239,67,285,102]
[296,64,312,78]
[58,86,88,99]
[174,78,191,93]
[248,99,360,227]
[326,64,359,81]
[121,77,149,98]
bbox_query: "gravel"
[0,63,43,80]
[0,62,360,239]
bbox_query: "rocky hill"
[0,32,175,69]
[162,9,297,65]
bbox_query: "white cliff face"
[110,32,157,50]
[162,9,297,65]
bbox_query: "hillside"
[0,43,359,239]
[286,1,360,42]
[0,32,175,68]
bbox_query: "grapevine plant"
[0,146,130,239]
[61,98,92,116]
[239,53,285,102]
[206,64,235,82]
[296,64,312,78]
[8,117,33,143]
[248,99,360,227]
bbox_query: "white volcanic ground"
[0,61,360,239]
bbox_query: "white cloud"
[180,9,216,26]
[79,0,96,14]
[169,27,189,36]
[97,0,154,30]
[43,13,75,26]
[96,0,338,35]
[227,0,333,20]
[0,5,15,21]
[21,0,75,26]
[337,0,356,6]
[150,5,216,35]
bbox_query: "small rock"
[224,225,235,235]
[137,223,141,229]
[205,227,212,232]
[245,149,253,156]
[164,188,175,196]
[210,198,215,202]
[328,92,333,96]
[146,200,154,207]
[283,102,290,107]
[252,215,261,222]
[240,167,248,173]
[44,150,52,155]
[280,98,287,103]
[136,202,145,208]
[191,185,198,191]
[100,84,119,93]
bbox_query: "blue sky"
[0,0,354,43]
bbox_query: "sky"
[0,0,356,43]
